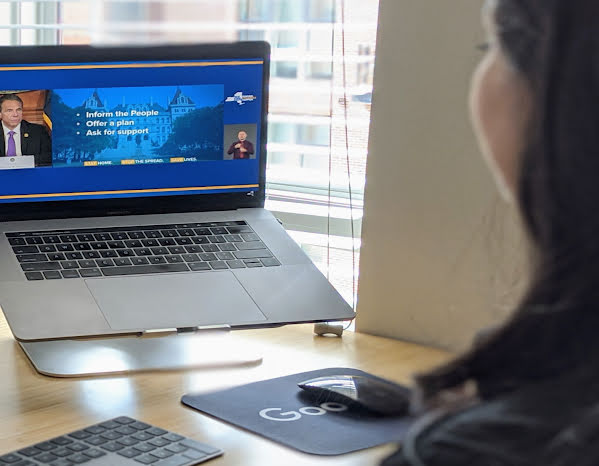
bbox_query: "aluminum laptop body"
[0,42,354,342]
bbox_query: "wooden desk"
[0,314,451,465]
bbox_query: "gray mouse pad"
[181,367,415,456]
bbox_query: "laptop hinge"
[140,325,231,338]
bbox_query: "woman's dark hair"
[417,0,599,400]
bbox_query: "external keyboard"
[0,416,223,465]
[7,221,281,281]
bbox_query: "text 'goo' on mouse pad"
[181,367,415,456]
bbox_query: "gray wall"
[355,0,528,351]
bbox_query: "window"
[2,0,380,308]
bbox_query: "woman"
[383,0,599,464]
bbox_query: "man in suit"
[0,94,52,167]
[226,130,255,159]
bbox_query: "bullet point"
[76,113,80,116]
[76,132,80,135]
[76,122,80,126]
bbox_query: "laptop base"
[18,331,263,377]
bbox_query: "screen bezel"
[0,41,269,221]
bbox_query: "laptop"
[0,42,355,342]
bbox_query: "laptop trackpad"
[85,272,267,331]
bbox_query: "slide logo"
[225,91,256,106]
[259,402,348,422]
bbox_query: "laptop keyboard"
[6,221,281,281]
[0,416,222,465]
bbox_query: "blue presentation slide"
[0,58,265,203]
[51,85,224,167]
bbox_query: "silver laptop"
[0,42,354,342]
[0,155,34,170]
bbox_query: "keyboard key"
[90,242,109,250]
[58,244,75,252]
[241,233,260,242]
[189,262,211,272]
[17,446,42,456]
[181,254,200,262]
[114,417,136,424]
[51,437,73,446]
[192,237,209,244]
[132,434,154,443]
[208,236,225,244]
[43,271,62,280]
[149,256,167,264]
[142,239,159,247]
[69,430,92,440]
[78,260,96,269]
[236,241,266,250]
[201,244,219,253]
[216,252,234,261]
[166,255,184,264]
[111,232,128,240]
[107,241,125,249]
[61,270,81,278]
[167,246,185,255]
[131,257,149,266]
[17,253,48,263]
[8,237,26,246]
[66,252,84,260]
[130,422,151,431]
[74,243,92,251]
[125,240,142,248]
[226,225,252,233]
[101,264,189,276]
[21,262,61,272]
[198,253,216,261]
[83,448,106,459]
[77,234,95,242]
[218,243,237,252]
[82,250,101,259]
[68,453,93,462]
[39,244,57,253]
[118,249,135,257]
[233,250,273,259]
[43,235,61,244]
[100,250,118,258]
[175,237,192,245]
[12,245,38,254]
[80,268,102,278]
[135,453,160,464]
[67,443,89,452]
[209,261,228,270]
[48,253,66,261]
[101,441,125,452]
[96,259,115,267]
[150,449,173,459]
[115,258,133,266]
[261,257,281,267]
[61,260,80,269]
[129,231,145,239]
[226,260,246,269]
[25,271,44,280]
[144,231,161,239]
[158,238,176,247]
[118,447,139,458]
[25,237,44,245]
[94,233,112,241]
[0,452,22,462]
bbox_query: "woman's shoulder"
[382,375,597,466]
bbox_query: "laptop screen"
[0,44,267,211]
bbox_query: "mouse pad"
[181,367,415,456]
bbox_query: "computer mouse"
[297,374,410,416]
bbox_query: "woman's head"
[419,0,599,400]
